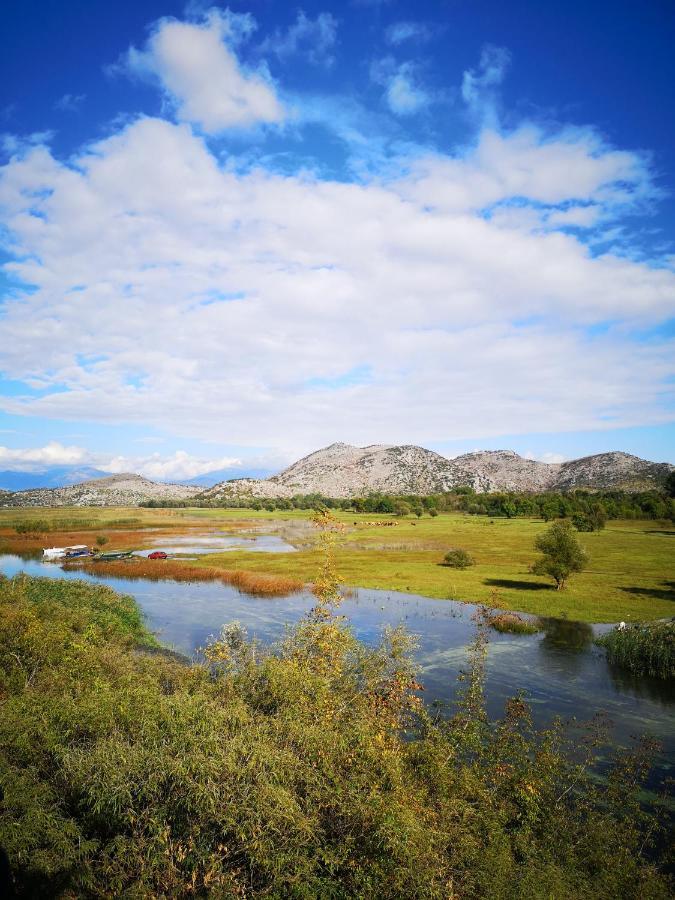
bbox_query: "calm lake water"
[135,531,298,556]
[1,549,673,789]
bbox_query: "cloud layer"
[0,13,673,462]
[0,442,242,481]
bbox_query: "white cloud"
[0,442,89,471]
[0,442,241,481]
[524,451,568,464]
[261,11,338,67]
[371,57,430,115]
[398,125,656,217]
[545,205,601,228]
[0,98,673,458]
[385,21,433,45]
[121,11,284,132]
[105,450,241,481]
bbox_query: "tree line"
[142,484,675,523]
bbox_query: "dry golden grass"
[0,526,202,554]
[63,557,304,597]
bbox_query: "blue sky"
[0,0,674,482]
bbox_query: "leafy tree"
[586,503,607,530]
[393,501,411,517]
[664,470,675,498]
[531,521,587,590]
[95,535,109,548]
[572,515,594,533]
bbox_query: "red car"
[148,551,168,560]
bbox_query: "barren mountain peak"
[199,442,674,502]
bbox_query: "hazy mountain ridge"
[201,444,674,501]
[0,472,202,508]
[0,446,671,507]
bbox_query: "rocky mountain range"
[0,473,202,508]
[200,443,674,501]
[0,445,671,507]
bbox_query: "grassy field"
[0,506,673,622]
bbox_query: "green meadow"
[185,509,674,623]
[1,507,673,622]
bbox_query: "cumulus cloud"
[261,11,338,67]
[0,442,89,471]
[0,442,242,481]
[0,114,673,456]
[1,26,674,461]
[398,125,657,219]
[104,450,242,481]
[371,57,430,114]
[120,10,284,132]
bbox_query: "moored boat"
[43,545,90,560]
[64,546,91,558]
[93,550,134,561]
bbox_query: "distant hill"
[1,445,672,507]
[0,466,108,492]
[0,472,202,508]
[183,467,274,487]
[199,443,674,500]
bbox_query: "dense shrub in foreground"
[597,621,675,680]
[0,572,670,898]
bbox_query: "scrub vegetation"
[0,555,671,896]
[488,613,541,635]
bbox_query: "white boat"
[43,545,89,559]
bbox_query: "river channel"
[1,541,673,790]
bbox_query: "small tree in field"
[442,548,475,569]
[531,521,587,590]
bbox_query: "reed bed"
[64,557,304,597]
[596,621,674,679]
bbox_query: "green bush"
[488,613,540,635]
[597,621,674,679]
[442,548,475,568]
[0,575,670,898]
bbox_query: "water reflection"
[136,532,298,556]
[538,617,594,651]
